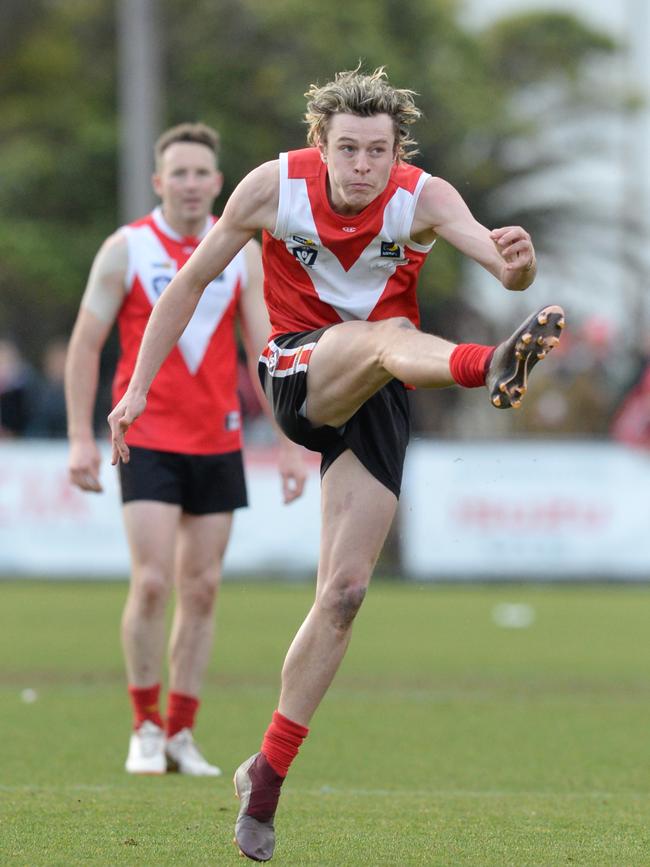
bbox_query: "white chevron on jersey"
[122,222,246,374]
[275,154,433,322]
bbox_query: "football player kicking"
[108,71,564,859]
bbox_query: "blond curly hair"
[304,66,421,162]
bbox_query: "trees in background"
[0,0,619,356]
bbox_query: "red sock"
[449,343,495,388]
[166,691,199,737]
[128,683,163,730]
[261,710,309,777]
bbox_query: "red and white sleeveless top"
[112,207,246,454]
[262,148,434,338]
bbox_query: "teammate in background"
[108,71,565,859]
[65,123,306,778]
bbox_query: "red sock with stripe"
[261,710,309,777]
[449,343,495,388]
[128,683,164,730]
[166,692,199,738]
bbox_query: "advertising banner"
[402,441,650,580]
[0,442,321,577]
[3,440,650,580]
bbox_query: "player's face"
[319,113,397,215]
[153,142,223,231]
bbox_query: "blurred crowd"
[508,314,634,440]
[0,336,68,439]
[409,313,650,445]
[2,320,650,444]
[0,335,269,443]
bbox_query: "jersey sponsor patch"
[380,241,402,258]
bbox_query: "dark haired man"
[66,122,306,778]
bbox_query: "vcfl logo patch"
[152,275,172,296]
[293,246,318,268]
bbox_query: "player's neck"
[160,207,208,240]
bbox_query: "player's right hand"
[108,391,146,465]
[278,439,308,504]
[68,438,103,492]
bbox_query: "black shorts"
[118,446,248,514]
[259,329,410,498]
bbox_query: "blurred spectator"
[26,337,69,438]
[611,369,650,447]
[0,337,39,438]
[509,315,623,438]
[609,327,650,450]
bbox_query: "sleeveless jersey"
[112,207,246,454]
[262,148,434,338]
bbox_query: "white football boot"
[165,728,222,776]
[125,720,166,774]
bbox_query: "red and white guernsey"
[262,148,435,338]
[113,207,246,454]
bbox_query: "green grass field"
[2,579,650,866]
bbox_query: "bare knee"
[378,316,415,337]
[318,576,368,631]
[177,568,221,617]
[130,566,171,617]
[375,317,416,362]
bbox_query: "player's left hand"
[278,439,307,504]
[107,389,147,466]
[490,226,535,281]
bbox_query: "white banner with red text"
[402,440,650,580]
[0,442,321,577]
[1,440,649,580]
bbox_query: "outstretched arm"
[411,176,536,291]
[108,160,280,464]
[238,240,308,504]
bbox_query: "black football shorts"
[118,446,248,514]
[259,328,410,498]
